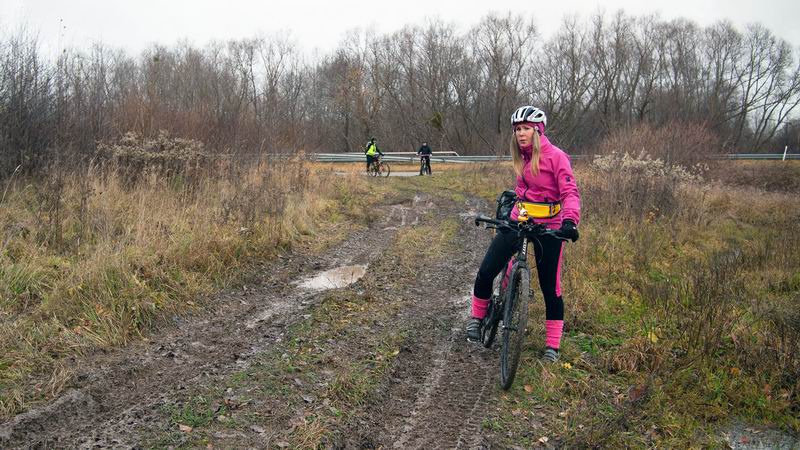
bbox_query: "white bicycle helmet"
[511,106,547,128]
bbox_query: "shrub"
[594,120,720,168]
[583,152,702,222]
[96,131,215,187]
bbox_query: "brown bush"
[582,152,702,222]
[96,131,216,188]
[594,121,721,167]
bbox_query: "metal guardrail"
[716,153,800,160]
[312,152,510,163]
[311,152,799,163]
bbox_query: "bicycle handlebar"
[474,214,570,241]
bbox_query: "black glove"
[557,219,579,242]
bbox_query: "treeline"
[2,11,800,176]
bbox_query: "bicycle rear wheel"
[500,263,530,390]
[379,162,391,177]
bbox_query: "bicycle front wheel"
[500,263,530,390]
[379,163,390,177]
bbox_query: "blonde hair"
[510,129,541,178]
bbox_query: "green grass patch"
[163,394,226,429]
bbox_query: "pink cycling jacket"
[509,134,581,229]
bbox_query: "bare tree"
[3,10,800,177]
[470,13,537,152]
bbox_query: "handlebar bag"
[495,190,517,221]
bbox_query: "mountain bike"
[474,214,568,390]
[368,155,391,177]
[418,155,431,175]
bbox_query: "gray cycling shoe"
[466,318,482,342]
[542,347,560,363]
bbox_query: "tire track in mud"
[1,191,505,449]
[337,195,508,449]
[390,299,496,450]
[0,200,430,449]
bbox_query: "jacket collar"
[519,134,552,158]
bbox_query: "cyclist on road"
[466,106,581,363]
[417,141,432,175]
[364,137,384,172]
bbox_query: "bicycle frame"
[368,156,390,177]
[474,214,567,389]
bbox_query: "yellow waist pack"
[517,201,561,221]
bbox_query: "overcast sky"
[1,0,799,57]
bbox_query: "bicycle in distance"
[473,213,571,389]
[368,155,391,177]
[419,154,432,175]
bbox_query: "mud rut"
[1,191,534,449]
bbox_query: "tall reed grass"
[0,142,368,418]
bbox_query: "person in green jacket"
[364,137,384,172]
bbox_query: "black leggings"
[473,230,564,320]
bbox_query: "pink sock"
[545,320,564,349]
[471,294,490,319]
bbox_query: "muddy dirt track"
[0,189,552,449]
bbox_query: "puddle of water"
[247,265,367,329]
[296,265,367,291]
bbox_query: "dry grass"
[705,160,800,193]
[3,140,799,447]
[0,155,369,419]
[427,144,799,446]
[456,156,800,447]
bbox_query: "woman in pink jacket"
[467,106,581,363]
